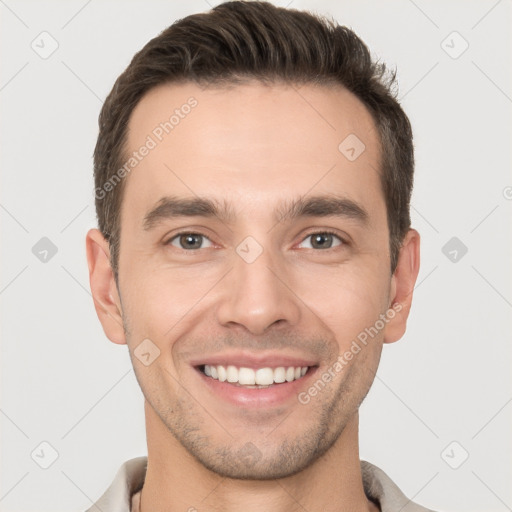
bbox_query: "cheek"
[120,259,222,343]
[292,262,390,346]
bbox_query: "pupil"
[312,233,332,249]
[181,234,201,249]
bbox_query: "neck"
[140,401,376,512]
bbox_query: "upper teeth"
[203,365,308,386]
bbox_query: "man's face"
[114,81,396,478]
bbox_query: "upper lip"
[190,351,318,369]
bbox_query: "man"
[86,1,431,510]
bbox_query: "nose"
[216,244,302,336]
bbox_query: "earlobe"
[383,229,421,344]
[86,228,126,345]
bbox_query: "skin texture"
[87,81,420,512]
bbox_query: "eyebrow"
[143,196,236,230]
[142,194,368,231]
[275,195,368,225]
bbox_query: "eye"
[298,231,344,250]
[167,232,213,250]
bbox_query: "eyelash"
[298,230,346,249]
[164,230,348,251]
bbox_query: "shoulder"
[361,460,437,512]
[85,457,147,512]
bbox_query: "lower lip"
[196,367,318,407]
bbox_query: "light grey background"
[1,1,511,511]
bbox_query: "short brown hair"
[94,0,414,279]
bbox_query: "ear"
[384,229,420,344]
[86,228,126,345]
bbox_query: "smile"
[201,364,309,387]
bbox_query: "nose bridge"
[216,237,301,334]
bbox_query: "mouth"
[198,364,311,388]
[191,355,318,408]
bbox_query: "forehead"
[123,81,383,222]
